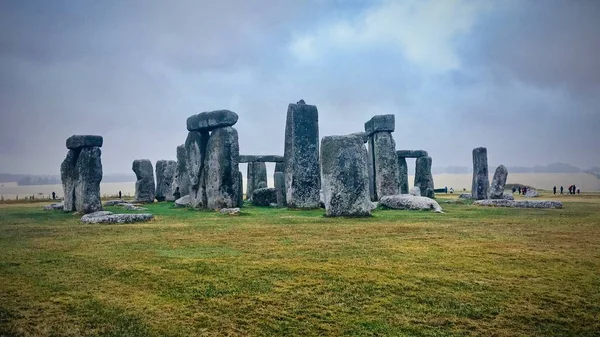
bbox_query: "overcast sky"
[1,0,599,175]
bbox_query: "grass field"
[1,193,599,336]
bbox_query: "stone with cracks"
[502,192,514,200]
[155,160,177,202]
[396,150,428,158]
[175,195,191,208]
[525,189,539,198]
[176,145,190,197]
[398,156,409,194]
[415,156,434,197]
[246,162,267,200]
[186,109,239,132]
[81,211,154,224]
[471,147,489,200]
[205,126,240,210]
[274,172,286,207]
[66,135,103,150]
[369,132,400,200]
[364,114,395,136]
[380,195,443,213]
[61,149,79,212]
[74,147,103,214]
[320,134,372,217]
[239,155,284,163]
[473,199,562,209]
[410,187,421,196]
[252,188,277,206]
[185,131,209,208]
[132,159,155,203]
[489,165,508,199]
[284,101,321,208]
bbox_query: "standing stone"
[61,149,79,212]
[489,165,509,199]
[415,156,434,197]
[185,131,209,208]
[320,134,372,217]
[367,143,375,201]
[369,132,400,199]
[274,171,286,207]
[236,171,244,207]
[246,162,267,200]
[284,101,320,208]
[205,126,240,209]
[132,159,155,203]
[155,160,177,202]
[176,145,190,196]
[398,156,409,194]
[471,147,489,200]
[252,188,277,206]
[274,162,285,173]
[74,147,103,214]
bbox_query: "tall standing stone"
[284,100,320,208]
[489,164,508,199]
[471,147,489,200]
[274,171,286,207]
[61,149,79,212]
[176,145,190,196]
[321,134,372,217]
[236,170,244,207]
[415,156,434,197]
[185,131,209,208]
[370,132,400,199]
[74,147,103,214]
[398,156,409,194]
[155,160,177,202]
[205,126,240,209]
[132,159,155,203]
[274,162,285,173]
[246,162,267,200]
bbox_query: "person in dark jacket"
[553,186,557,195]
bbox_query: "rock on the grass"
[43,202,64,210]
[66,135,103,150]
[175,195,191,207]
[473,199,562,209]
[155,160,177,202]
[458,193,472,199]
[104,199,126,206]
[81,211,154,224]
[274,171,286,207]
[409,187,421,196]
[252,188,277,206]
[132,159,155,203]
[364,114,395,136]
[490,165,509,199]
[186,109,239,132]
[379,195,443,212]
[74,147,103,214]
[205,126,240,210]
[220,208,240,215]
[502,192,514,200]
[471,147,489,200]
[525,189,539,198]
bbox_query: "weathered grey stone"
[132,159,155,203]
[66,135,103,150]
[205,126,240,210]
[415,156,434,198]
[368,142,375,201]
[155,160,177,202]
[426,188,435,199]
[186,109,239,132]
[350,132,369,144]
[236,171,244,207]
[239,155,284,163]
[489,165,508,199]
[458,193,472,199]
[320,134,372,217]
[274,162,285,173]
[379,195,443,212]
[246,162,267,200]
[61,149,79,212]
[175,195,191,208]
[471,147,489,200]
[525,189,539,198]
[409,187,421,196]
[81,211,154,224]
[104,199,125,206]
[502,192,514,200]
[185,131,209,208]
[369,132,400,200]
[220,208,240,215]
[175,145,190,197]
[257,181,267,189]
[274,172,286,207]
[252,187,277,206]
[398,156,409,194]
[364,114,395,136]
[284,101,321,208]
[43,202,64,210]
[396,150,428,158]
[473,199,562,208]
[74,147,103,214]
[119,203,148,211]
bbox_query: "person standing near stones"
[51,191,56,200]
[577,188,581,194]
[573,185,576,195]
[553,186,557,195]
[560,186,564,194]
[512,186,516,193]
[118,191,122,199]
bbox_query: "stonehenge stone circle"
[397,156,409,194]
[155,160,177,202]
[246,162,267,200]
[252,187,277,206]
[176,145,190,197]
[60,135,103,214]
[471,147,489,200]
[132,159,155,203]
[186,109,239,132]
[489,165,508,199]
[205,126,240,210]
[415,156,434,198]
[320,134,372,217]
[274,171,286,207]
[284,100,321,208]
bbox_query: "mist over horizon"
[1,0,599,175]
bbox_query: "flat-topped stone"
[81,211,154,224]
[396,150,429,158]
[239,155,284,163]
[66,135,103,149]
[473,199,562,209]
[365,114,395,136]
[43,202,64,210]
[186,110,238,132]
[379,195,443,213]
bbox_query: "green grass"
[1,193,599,336]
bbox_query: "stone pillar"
[176,145,190,196]
[246,162,267,200]
[236,170,244,207]
[284,100,320,208]
[274,171,286,207]
[205,126,240,209]
[185,131,209,208]
[471,147,489,200]
[133,159,155,203]
[365,115,399,200]
[155,160,177,202]
[398,156,409,194]
[321,134,372,217]
[415,156,434,198]
[489,164,508,199]
[61,149,79,212]
[274,162,285,173]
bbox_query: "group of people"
[553,185,580,195]
[512,186,529,195]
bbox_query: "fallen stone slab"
[66,135,103,150]
[104,199,126,206]
[365,114,395,136]
[396,150,429,158]
[239,155,284,163]
[175,195,191,208]
[43,202,64,210]
[524,189,539,198]
[186,110,239,132]
[219,208,240,215]
[379,195,443,213]
[472,199,562,209]
[81,211,154,224]
[120,203,148,211]
[458,193,472,199]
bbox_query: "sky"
[1,0,599,175]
